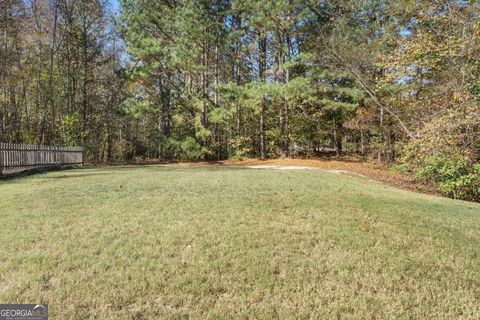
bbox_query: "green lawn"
[0,165,479,319]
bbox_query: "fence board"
[0,143,83,175]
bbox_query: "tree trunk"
[201,39,208,127]
[360,130,365,156]
[47,0,59,143]
[260,97,266,160]
[333,116,341,157]
[283,35,292,157]
[258,36,267,160]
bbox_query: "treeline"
[0,0,125,162]
[1,0,479,200]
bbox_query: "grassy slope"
[0,166,479,319]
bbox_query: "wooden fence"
[0,143,83,175]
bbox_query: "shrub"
[408,154,480,201]
[438,171,480,201]
[401,104,480,201]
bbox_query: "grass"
[0,165,479,319]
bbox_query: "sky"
[108,0,121,14]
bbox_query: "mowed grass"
[0,165,479,319]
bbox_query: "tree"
[2,0,478,200]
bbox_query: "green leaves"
[166,137,209,161]
[121,97,156,118]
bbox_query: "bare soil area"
[201,157,436,196]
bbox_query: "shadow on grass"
[0,166,81,181]
[42,172,119,179]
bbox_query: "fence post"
[0,143,4,175]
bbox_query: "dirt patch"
[208,157,436,196]
[246,165,314,170]
[245,165,368,177]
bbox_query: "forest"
[1,0,479,200]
